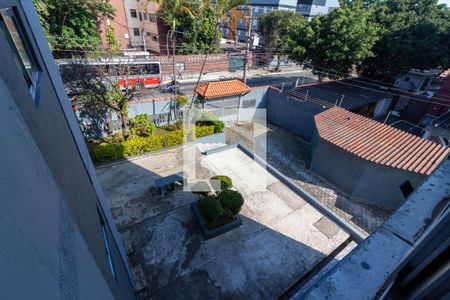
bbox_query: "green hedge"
[196,111,225,133]
[92,125,215,163]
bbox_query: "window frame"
[0,7,41,104]
[133,28,140,36]
[98,211,117,280]
[130,9,137,18]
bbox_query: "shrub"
[93,143,124,163]
[129,114,156,137]
[176,95,189,108]
[196,125,215,138]
[218,190,244,217]
[121,135,164,156]
[198,195,224,228]
[197,111,225,133]
[191,181,211,197]
[92,125,215,163]
[210,175,232,191]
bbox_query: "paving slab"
[98,145,351,299]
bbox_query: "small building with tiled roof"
[195,80,251,99]
[310,107,450,208]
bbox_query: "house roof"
[315,107,450,175]
[288,79,391,110]
[195,80,251,99]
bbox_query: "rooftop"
[315,107,450,175]
[195,79,251,99]
[297,160,450,299]
[288,79,390,110]
[96,145,353,299]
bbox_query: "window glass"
[130,9,137,18]
[0,8,39,90]
[148,14,157,23]
[98,212,117,280]
[143,13,148,21]
[139,12,142,21]
[133,28,140,36]
[146,63,160,75]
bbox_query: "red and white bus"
[57,57,162,89]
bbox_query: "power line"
[308,65,450,102]
[292,77,450,108]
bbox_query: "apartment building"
[296,0,340,19]
[123,0,143,47]
[0,1,135,298]
[137,0,168,54]
[98,0,131,49]
[222,0,339,44]
[99,0,167,53]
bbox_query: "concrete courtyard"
[226,122,393,235]
[97,145,353,299]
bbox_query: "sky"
[438,0,450,5]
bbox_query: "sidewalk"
[162,66,306,85]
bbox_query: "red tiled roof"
[315,107,450,175]
[195,80,251,99]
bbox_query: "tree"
[105,25,121,55]
[212,0,247,46]
[227,8,246,44]
[259,10,308,71]
[61,59,145,140]
[157,0,219,54]
[361,0,450,82]
[301,0,379,80]
[178,4,219,54]
[32,0,115,57]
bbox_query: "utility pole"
[242,6,253,84]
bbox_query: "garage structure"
[310,107,450,209]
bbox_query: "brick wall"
[98,0,131,49]
[156,52,254,78]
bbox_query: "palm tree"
[189,0,247,108]
[227,7,246,46]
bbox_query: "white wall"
[0,78,115,299]
[124,0,143,47]
[309,0,340,17]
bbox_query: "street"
[135,70,317,100]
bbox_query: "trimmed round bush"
[198,195,223,227]
[210,175,232,191]
[218,190,244,217]
[191,181,211,197]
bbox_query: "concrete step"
[195,142,227,153]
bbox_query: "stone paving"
[226,122,393,235]
[97,145,352,299]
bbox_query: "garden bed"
[90,125,215,163]
[191,201,242,240]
